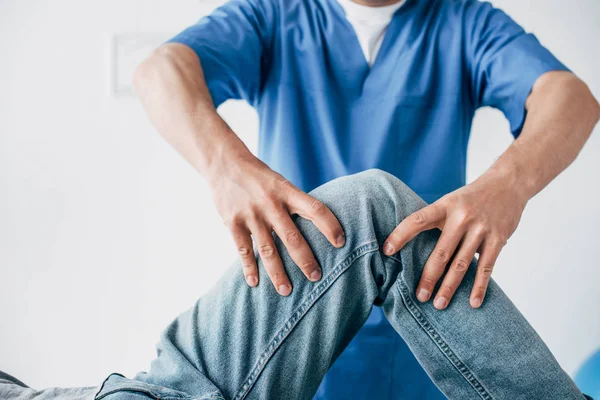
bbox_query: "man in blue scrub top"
[134,0,599,398]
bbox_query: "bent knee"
[316,169,424,210]
[308,170,427,242]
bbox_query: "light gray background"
[1,0,599,390]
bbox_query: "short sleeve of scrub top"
[166,0,276,108]
[463,1,570,137]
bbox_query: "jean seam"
[395,276,494,400]
[93,372,219,400]
[232,240,381,400]
[98,392,185,400]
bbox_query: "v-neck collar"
[337,0,405,23]
[326,0,418,72]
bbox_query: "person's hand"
[383,170,529,309]
[209,153,345,296]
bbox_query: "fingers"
[252,222,292,296]
[416,220,464,306]
[232,225,259,287]
[384,203,445,256]
[470,238,504,308]
[231,178,338,295]
[288,191,346,249]
[271,210,322,283]
[433,231,483,310]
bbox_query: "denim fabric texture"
[0,170,586,400]
[0,371,95,400]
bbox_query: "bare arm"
[133,43,345,295]
[133,43,245,181]
[496,71,599,200]
[385,71,600,309]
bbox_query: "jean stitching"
[94,372,211,400]
[96,389,189,400]
[93,373,115,399]
[395,277,494,400]
[232,240,380,400]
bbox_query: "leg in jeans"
[1,169,585,400]
[0,371,95,400]
[124,169,582,400]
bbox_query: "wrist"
[191,116,256,187]
[204,139,260,189]
[483,162,533,206]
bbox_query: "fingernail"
[336,234,346,248]
[278,284,292,296]
[246,276,258,287]
[310,269,322,282]
[383,242,394,256]
[434,297,448,310]
[417,288,431,302]
[471,297,482,308]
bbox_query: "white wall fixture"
[108,33,170,97]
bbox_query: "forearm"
[133,43,254,184]
[484,71,600,201]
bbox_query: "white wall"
[0,0,598,390]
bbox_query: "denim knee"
[309,169,426,247]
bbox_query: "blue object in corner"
[576,349,600,400]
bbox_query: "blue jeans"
[0,170,585,399]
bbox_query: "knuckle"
[476,214,489,225]
[223,213,241,228]
[474,223,489,237]
[277,179,295,192]
[309,199,326,214]
[434,248,450,263]
[272,208,290,222]
[411,210,428,225]
[260,191,279,209]
[440,284,456,296]
[238,246,253,257]
[242,263,255,270]
[480,264,494,277]
[299,259,317,270]
[454,208,470,225]
[259,244,276,259]
[420,275,438,288]
[245,208,260,222]
[474,286,487,296]
[452,258,470,272]
[270,271,285,283]
[493,235,508,248]
[284,231,302,247]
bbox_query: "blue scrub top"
[169,0,568,398]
